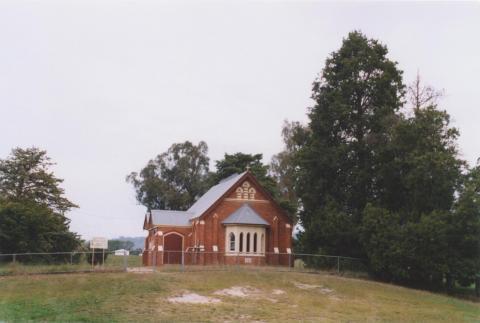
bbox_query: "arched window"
[239,232,244,252]
[229,232,235,252]
[253,233,257,253]
[261,234,265,253]
[246,233,250,252]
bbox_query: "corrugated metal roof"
[149,172,247,227]
[151,210,193,226]
[187,172,246,219]
[222,203,269,226]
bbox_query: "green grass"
[0,270,478,322]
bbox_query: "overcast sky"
[0,1,479,241]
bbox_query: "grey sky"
[1,1,479,240]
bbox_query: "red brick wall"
[142,176,293,267]
[143,226,193,266]
[196,178,292,266]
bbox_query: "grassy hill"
[0,270,478,322]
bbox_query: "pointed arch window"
[253,233,257,253]
[229,232,235,252]
[246,233,251,252]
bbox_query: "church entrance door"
[163,233,183,264]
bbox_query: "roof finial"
[246,165,251,172]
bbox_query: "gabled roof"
[151,210,193,226]
[146,170,292,228]
[222,203,269,226]
[187,172,246,220]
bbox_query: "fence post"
[70,252,73,265]
[181,251,184,272]
[153,251,156,272]
[12,254,16,265]
[337,256,340,274]
[123,250,128,272]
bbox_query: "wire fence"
[0,251,368,277]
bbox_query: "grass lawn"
[0,269,478,322]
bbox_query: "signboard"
[90,237,108,249]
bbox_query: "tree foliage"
[127,141,210,211]
[214,152,277,195]
[214,152,297,220]
[270,121,309,221]
[445,165,480,288]
[0,147,78,213]
[296,31,405,257]
[0,200,80,258]
[288,31,479,290]
[0,147,80,258]
[359,72,466,286]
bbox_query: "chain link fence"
[0,250,367,277]
[0,251,141,275]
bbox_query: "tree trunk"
[445,273,454,293]
[475,276,480,298]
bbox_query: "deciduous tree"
[127,141,210,210]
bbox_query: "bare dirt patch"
[168,292,221,304]
[127,267,154,274]
[294,282,321,290]
[214,286,261,298]
[214,286,286,304]
[294,282,335,295]
[224,314,266,323]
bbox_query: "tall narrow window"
[246,233,250,252]
[229,232,235,252]
[261,234,265,253]
[239,232,244,252]
[253,233,257,253]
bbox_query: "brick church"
[142,170,293,266]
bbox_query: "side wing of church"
[142,171,293,266]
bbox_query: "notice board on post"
[90,237,108,249]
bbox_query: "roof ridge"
[218,172,240,183]
[221,203,269,226]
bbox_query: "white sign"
[90,237,108,249]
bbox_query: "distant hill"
[114,236,145,249]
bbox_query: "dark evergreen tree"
[0,200,79,256]
[296,31,405,257]
[360,73,465,286]
[445,165,480,290]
